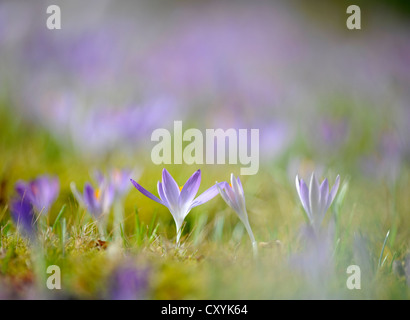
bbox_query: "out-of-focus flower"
[108,262,149,300]
[216,174,257,256]
[288,224,335,295]
[94,168,141,240]
[10,195,36,238]
[95,168,139,200]
[360,131,402,186]
[258,121,294,161]
[71,181,114,219]
[15,175,59,215]
[63,98,175,158]
[110,168,134,198]
[131,169,220,245]
[295,172,340,231]
[318,117,349,150]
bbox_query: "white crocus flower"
[295,172,340,231]
[217,173,257,257]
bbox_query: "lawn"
[0,0,409,300]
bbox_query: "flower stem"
[96,219,106,241]
[244,222,258,258]
[176,227,182,247]
[113,200,124,242]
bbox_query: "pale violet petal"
[326,175,340,210]
[179,170,201,209]
[131,179,166,207]
[231,174,246,213]
[309,172,320,222]
[162,168,180,211]
[299,178,312,222]
[157,181,169,208]
[190,183,221,209]
[319,178,329,222]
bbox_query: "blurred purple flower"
[259,121,294,161]
[131,169,220,245]
[216,174,257,255]
[10,195,36,238]
[66,99,175,158]
[295,172,340,231]
[359,131,402,185]
[110,169,134,198]
[318,117,349,150]
[15,175,59,215]
[94,168,139,200]
[289,224,334,293]
[108,263,149,300]
[71,181,114,219]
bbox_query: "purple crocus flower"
[94,168,137,199]
[10,196,36,238]
[71,181,114,219]
[216,174,257,256]
[295,172,340,231]
[110,168,134,198]
[131,169,220,245]
[15,175,59,215]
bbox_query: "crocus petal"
[157,181,169,208]
[179,169,201,209]
[236,177,244,194]
[11,197,36,237]
[319,178,329,221]
[70,182,84,206]
[309,172,320,223]
[231,174,246,213]
[190,183,221,209]
[15,181,28,198]
[112,169,134,197]
[217,182,239,212]
[296,176,312,221]
[49,177,60,204]
[319,178,328,205]
[84,183,100,216]
[326,175,340,210]
[162,169,180,210]
[31,176,59,213]
[93,169,106,185]
[295,175,302,199]
[224,182,238,206]
[130,179,165,206]
[103,184,115,213]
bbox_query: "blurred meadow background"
[0,0,409,299]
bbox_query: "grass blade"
[52,204,66,232]
[378,229,390,268]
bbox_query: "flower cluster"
[10,168,341,256]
